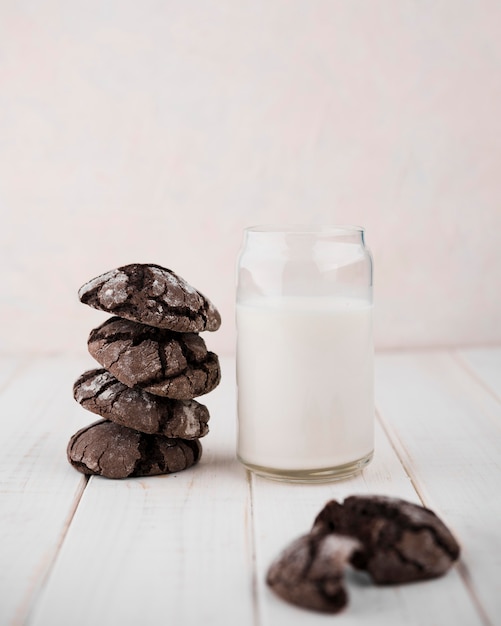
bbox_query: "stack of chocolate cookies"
[67,263,221,479]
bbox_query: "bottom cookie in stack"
[68,368,209,479]
[67,420,202,479]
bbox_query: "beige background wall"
[1,1,500,355]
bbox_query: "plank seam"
[451,350,501,406]
[455,560,494,626]
[248,470,261,626]
[375,408,426,505]
[23,475,89,626]
[375,406,492,626]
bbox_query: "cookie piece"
[74,369,210,439]
[78,263,221,332]
[312,496,460,584]
[266,533,359,613]
[67,420,202,479]
[87,317,221,399]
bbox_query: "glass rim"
[244,224,365,236]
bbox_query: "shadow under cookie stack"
[67,263,221,479]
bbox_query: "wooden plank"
[455,347,501,403]
[375,351,501,626]
[252,416,482,626]
[30,356,255,626]
[0,355,90,626]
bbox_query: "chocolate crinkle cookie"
[266,533,360,614]
[67,420,202,479]
[73,369,210,439]
[267,495,460,614]
[78,263,221,333]
[312,495,461,584]
[87,316,221,399]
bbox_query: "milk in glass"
[237,297,374,471]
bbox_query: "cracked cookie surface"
[266,533,359,613]
[73,369,210,438]
[312,495,460,584]
[78,263,221,332]
[87,317,221,399]
[67,420,202,479]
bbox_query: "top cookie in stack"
[78,263,221,333]
[67,263,221,480]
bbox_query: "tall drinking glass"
[236,225,374,482]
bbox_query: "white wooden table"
[1,349,500,626]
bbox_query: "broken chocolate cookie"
[312,495,461,584]
[267,495,461,614]
[73,369,210,439]
[67,420,202,479]
[87,316,221,399]
[266,533,359,613]
[78,263,221,332]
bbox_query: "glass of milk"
[236,225,374,482]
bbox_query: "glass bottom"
[238,450,374,484]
